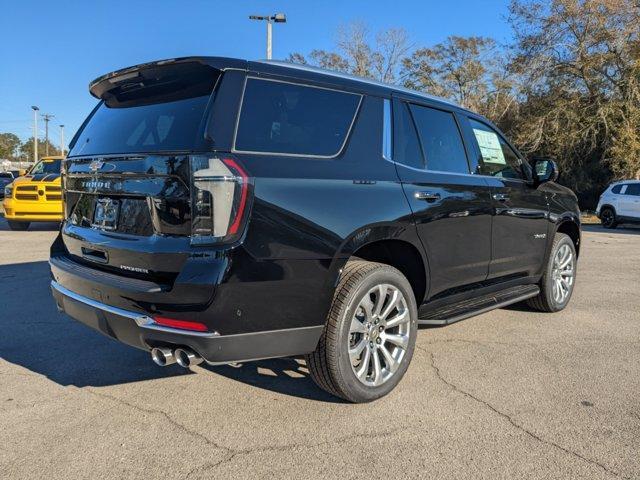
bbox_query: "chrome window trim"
[382,98,392,161]
[232,76,363,159]
[386,157,529,183]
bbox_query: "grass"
[581,212,600,225]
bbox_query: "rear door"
[462,116,549,280]
[618,183,640,219]
[392,98,493,298]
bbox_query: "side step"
[418,284,540,326]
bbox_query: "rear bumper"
[51,280,323,365]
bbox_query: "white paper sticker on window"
[473,128,506,165]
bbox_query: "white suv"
[596,180,640,228]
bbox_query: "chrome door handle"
[492,193,509,202]
[415,191,441,202]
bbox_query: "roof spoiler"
[88,56,248,100]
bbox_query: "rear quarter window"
[234,78,361,157]
[611,185,622,194]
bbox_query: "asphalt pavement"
[1,218,639,479]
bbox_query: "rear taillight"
[154,316,208,332]
[190,156,251,245]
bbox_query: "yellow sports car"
[3,156,64,230]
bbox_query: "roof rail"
[259,60,458,107]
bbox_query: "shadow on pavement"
[0,260,340,402]
[582,224,640,235]
[0,217,60,232]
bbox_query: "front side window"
[468,118,523,179]
[234,78,361,157]
[409,105,469,174]
[611,185,623,194]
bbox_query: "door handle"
[492,193,509,202]
[415,191,441,202]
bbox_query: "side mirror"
[18,169,27,176]
[531,157,559,186]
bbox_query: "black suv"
[50,57,580,402]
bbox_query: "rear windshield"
[70,62,219,157]
[69,95,211,156]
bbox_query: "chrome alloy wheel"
[348,284,411,387]
[551,243,575,304]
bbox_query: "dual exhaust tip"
[151,347,203,368]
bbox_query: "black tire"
[600,207,617,229]
[527,233,577,312]
[306,260,418,403]
[7,220,30,231]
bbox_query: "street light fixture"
[31,106,39,163]
[249,13,287,60]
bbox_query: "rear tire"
[7,221,30,231]
[527,233,577,312]
[306,260,418,403]
[600,207,617,229]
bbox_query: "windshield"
[30,159,62,174]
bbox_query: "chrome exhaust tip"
[174,348,203,368]
[151,347,176,367]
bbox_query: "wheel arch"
[599,204,616,215]
[329,225,430,305]
[556,219,581,256]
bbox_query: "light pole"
[249,13,286,60]
[31,106,39,163]
[59,125,65,156]
[41,113,55,156]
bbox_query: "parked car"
[596,180,640,228]
[50,57,581,402]
[3,157,64,230]
[0,172,14,199]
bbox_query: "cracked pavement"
[1,219,639,479]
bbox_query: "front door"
[463,117,550,279]
[392,99,493,298]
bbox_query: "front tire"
[600,207,617,229]
[527,233,577,312]
[306,260,418,403]
[7,221,30,231]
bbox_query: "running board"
[418,284,540,326]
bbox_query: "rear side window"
[625,184,640,196]
[234,78,361,157]
[611,185,622,194]
[393,102,424,169]
[409,105,469,174]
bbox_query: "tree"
[288,22,410,83]
[19,137,62,162]
[507,0,640,205]
[401,36,517,123]
[0,133,22,160]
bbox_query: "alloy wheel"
[602,210,614,227]
[348,284,411,387]
[551,244,575,304]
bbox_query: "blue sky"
[0,0,513,148]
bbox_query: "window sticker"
[472,128,506,165]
